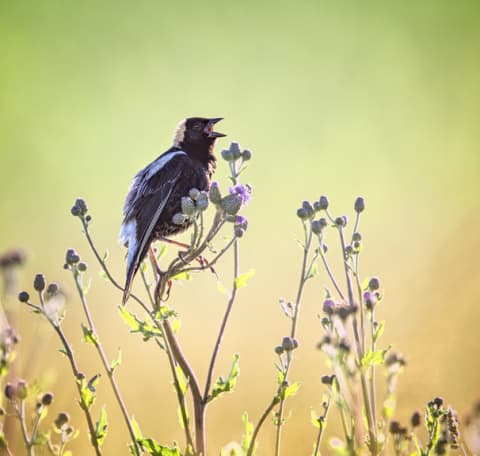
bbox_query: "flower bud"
[47,283,59,295]
[229,142,242,159]
[54,412,70,429]
[234,227,245,238]
[318,196,329,210]
[322,299,335,315]
[4,383,15,400]
[281,336,298,352]
[16,380,28,400]
[368,277,380,291]
[321,375,335,385]
[181,196,196,215]
[188,188,200,200]
[209,182,222,204]
[33,273,46,292]
[242,149,252,161]
[65,249,80,266]
[221,194,242,215]
[41,392,54,406]
[172,213,188,225]
[354,196,365,213]
[352,232,362,241]
[411,411,421,427]
[364,291,377,310]
[335,216,347,227]
[77,262,88,272]
[296,207,308,220]
[221,148,234,161]
[274,346,284,355]
[311,220,323,235]
[71,198,88,217]
[196,192,209,211]
[18,291,30,303]
[302,201,314,219]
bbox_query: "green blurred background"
[1,0,479,454]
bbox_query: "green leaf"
[208,354,240,403]
[177,404,189,429]
[102,250,109,262]
[241,412,254,454]
[306,262,318,280]
[118,307,163,341]
[361,346,391,368]
[79,375,98,410]
[137,438,181,456]
[81,324,98,346]
[32,431,49,445]
[110,349,122,372]
[283,382,300,399]
[95,407,108,446]
[234,269,255,289]
[171,271,190,281]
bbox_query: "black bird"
[120,117,226,303]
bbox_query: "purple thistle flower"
[229,184,252,206]
[235,215,248,227]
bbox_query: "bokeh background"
[1,0,479,454]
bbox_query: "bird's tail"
[122,264,136,305]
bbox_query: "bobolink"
[120,117,226,303]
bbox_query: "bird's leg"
[160,237,217,276]
[149,246,172,303]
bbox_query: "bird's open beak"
[205,117,226,138]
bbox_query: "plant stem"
[338,227,377,455]
[141,264,194,453]
[203,238,240,401]
[246,397,279,456]
[18,400,33,456]
[273,222,313,456]
[72,271,140,456]
[32,293,102,456]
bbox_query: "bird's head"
[173,117,226,153]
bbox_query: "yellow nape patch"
[173,119,186,146]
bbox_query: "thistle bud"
[181,196,196,215]
[54,412,70,429]
[322,299,335,315]
[172,213,188,225]
[4,383,15,400]
[242,149,252,161]
[281,336,298,352]
[302,201,314,219]
[368,277,380,291]
[41,392,54,406]
[221,149,234,161]
[354,196,365,213]
[221,194,242,215]
[209,182,222,204]
[65,249,80,266]
[311,220,323,235]
[274,346,284,355]
[196,192,209,211]
[296,207,308,220]
[318,196,329,210]
[71,198,88,217]
[33,273,46,292]
[335,216,347,227]
[229,142,242,159]
[411,411,421,427]
[188,188,200,200]
[18,291,30,303]
[16,380,28,400]
[77,262,88,272]
[352,232,362,241]
[47,283,59,295]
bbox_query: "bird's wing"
[121,153,187,303]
